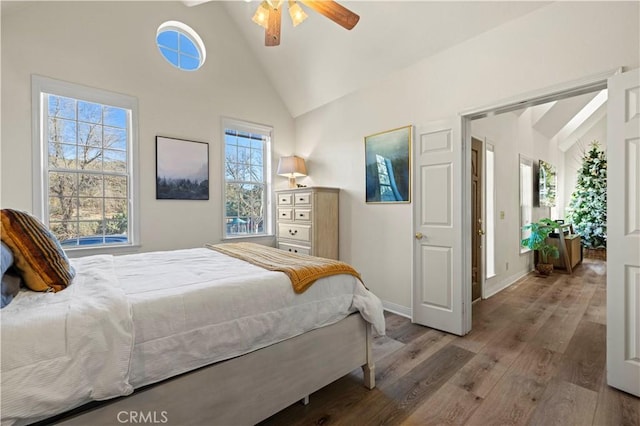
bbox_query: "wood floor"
[261,259,640,425]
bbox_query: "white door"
[607,68,640,397]
[412,119,469,336]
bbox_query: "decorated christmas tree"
[567,141,607,249]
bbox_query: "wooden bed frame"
[55,313,374,426]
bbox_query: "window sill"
[222,234,275,244]
[64,244,141,258]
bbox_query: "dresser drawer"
[277,193,293,205]
[293,192,311,205]
[278,208,293,220]
[294,209,311,221]
[278,223,311,242]
[278,242,310,255]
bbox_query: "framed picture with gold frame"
[365,125,412,203]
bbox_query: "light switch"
[500,211,505,220]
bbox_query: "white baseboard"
[484,269,532,299]
[382,300,412,319]
[382,271,531,319]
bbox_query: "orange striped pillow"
[0,209,75,292]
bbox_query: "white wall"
[1,1,295,252]
[294,1,639,312]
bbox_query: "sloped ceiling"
[191,1,603,149]
[210,1,551,118]
[518,90,607,151]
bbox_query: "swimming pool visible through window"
[156,21,206,71]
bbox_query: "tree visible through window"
[46,94,130,246]
[223,121,271,238]
[31,74,139,250]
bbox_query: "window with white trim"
[156,21,206,71]
[520,155,534,253]
[222,119,272,238]
[32,76,138,250]
[486,144,496,277]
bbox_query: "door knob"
[415,232,424,240]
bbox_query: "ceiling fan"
[252,0,360,46]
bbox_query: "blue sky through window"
[156,25,204,71]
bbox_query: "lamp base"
[288,177,297,188]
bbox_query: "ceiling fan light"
[267,0,284,8]
[252,2,270,29]
[288,1,308,27]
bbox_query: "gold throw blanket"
[206,242,362,293]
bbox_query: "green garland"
[567,141,607,249]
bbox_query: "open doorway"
[468,86,607,303]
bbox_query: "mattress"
[1,246,384,425]
[115,247,384,388]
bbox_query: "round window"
[156,21,206,71]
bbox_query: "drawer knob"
[289,229,298,235]
[299,213,303,217]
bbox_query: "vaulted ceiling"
[515,90,607,152]
[185,1,605,149]
[190,1,552,118]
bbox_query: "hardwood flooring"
[260,259,640,425]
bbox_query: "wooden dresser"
[275,187,339,259]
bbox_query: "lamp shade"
[288,1,308,27]
[277,156,307,188]
[277,156,307,177]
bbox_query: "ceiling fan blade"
[265,5,282,46]
[299,0,359,30]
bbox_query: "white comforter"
[1,248,384,425]
[116,248,385,388]
[1,255,134,426]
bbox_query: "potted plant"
[522,218,560,275]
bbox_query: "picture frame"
[365,125,412,203]
[156,136,209,200]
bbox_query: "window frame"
[156,21,206,72]
[519,154,534,254]
[485,143,496,278]
[221,117,273,240]
[31,75,140,253]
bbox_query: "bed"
[1,243,385,426]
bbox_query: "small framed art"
[156,136,209,200]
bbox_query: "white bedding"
[117,248,384,387]
[0,247,384,425]
[1,255,134,426]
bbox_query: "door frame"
[452,67,622,333]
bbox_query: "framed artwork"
[538,159,557,207]
[365,125,412,203]
[156,136,209,200]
